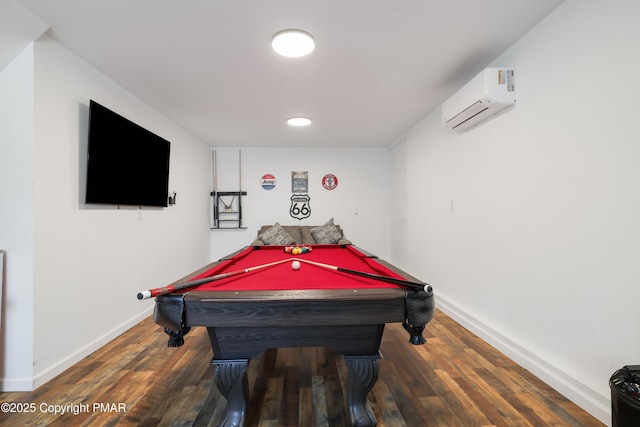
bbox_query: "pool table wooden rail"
[185,288,406,328]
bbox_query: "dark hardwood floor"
[0,309,605,426]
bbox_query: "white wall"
[391,0,639,424]
[0,36,212,390]
[0,43,35,390]
[210,147,391,261]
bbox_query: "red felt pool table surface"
[183,244,406,292]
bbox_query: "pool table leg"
[211,359,250,427]
[345,354,380,427]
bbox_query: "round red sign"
[322,174,338,190]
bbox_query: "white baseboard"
[435,295,611,426]
[0,307,153,392]
[0,377,33,392]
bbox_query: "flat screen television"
[86,100,171,207]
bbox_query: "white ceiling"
[11,0,565,147]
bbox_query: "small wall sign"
[290,194,311,220]
[292,171,308,192]
[322,174,338,190]
[260,174,277,190]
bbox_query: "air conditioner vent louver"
[447,101,489,129]
[442,68,516,132]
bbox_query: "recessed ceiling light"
[272,29,315,57]
[287,117,312,126]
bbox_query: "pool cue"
[296,258,432,292]
[212,149,218,228]
[238,149,242,191]
[238,149,243,227]
[137,258,292,300]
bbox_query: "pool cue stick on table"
[297,258,432,292]
[137,257,293,300]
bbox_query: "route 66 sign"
[290,194,311,220]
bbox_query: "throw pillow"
[258,223,296,245]
[310,218,343,244]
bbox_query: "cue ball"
[291,260,301,270]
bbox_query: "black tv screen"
[86,100,171,207]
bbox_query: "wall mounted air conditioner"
[442,67,516,132]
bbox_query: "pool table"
[153,244,434,427]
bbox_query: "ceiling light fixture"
[287,117,312,127]
[272,29,315,57]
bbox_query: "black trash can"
[610,365,640,427]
